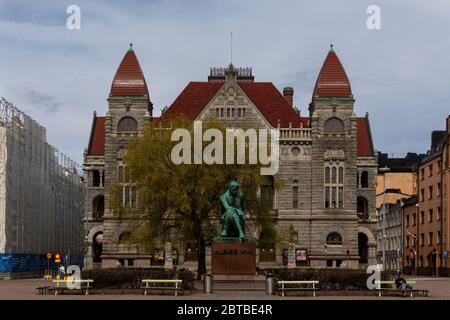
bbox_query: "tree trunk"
[197,236,206,280]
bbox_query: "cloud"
[13,88,61,114]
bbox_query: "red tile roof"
[162,81,307,128]
[313,48,352,97]
[162,82,223,120]
[110,47,149,96]
[88,116,105,156]
[239,82,307,128]
[356,117,374,156]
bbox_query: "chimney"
[283,87,294,107]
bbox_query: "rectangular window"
[238,108,242,117]
[231,108,235,117]
[420,233,424,246]
[227,108,230,117]
[406,215,410,227]
[293,186,299,209]
[324,163,344,209]
[428,164,433,176]
[437,231,441,245]
[437,160,442,172]
[428,232,433,245]
[420,189,425,202]
[437,207,441,221]
[420,168,425,180]
[406,235,410,248]
[216,108,219,117]
[429,209,433,222]
[331,188,337,208]
[420,211,425,224]
[220,108,224,117]
[118,166,124,183]
[326,260,333,268]
[428,186,433,200]
[413,213,416,226]
[437,183,441,197]
[325,187,330,208]
[242,108,246,117]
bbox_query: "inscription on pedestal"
[211,242,256,275]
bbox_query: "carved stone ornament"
[324,148,345,160]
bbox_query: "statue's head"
[228,180,240,196]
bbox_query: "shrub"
[261,268,393,291]
[81,268,195,290]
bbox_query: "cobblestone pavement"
[0,277,449,300]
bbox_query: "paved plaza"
[0,277,449,300]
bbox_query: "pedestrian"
[59,265,65,280]
[394,271,412,296]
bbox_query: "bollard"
[266,273,276,295]
[204,273,213,294]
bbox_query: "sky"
[0,0,449,164]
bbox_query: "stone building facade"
[83,45,378,270]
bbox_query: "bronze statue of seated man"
[219,181,246,239]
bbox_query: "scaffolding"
[0,98,84,274]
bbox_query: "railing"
[279,127,311,140]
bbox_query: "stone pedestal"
[211,242,256,275]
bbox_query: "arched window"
[361,171,369,188]
[118,117,138,132]
[291,147,300,156]
[326,232,343,245]
[324,117,344,132]
[92,195,104,219]
[292,180,299,209]
[118,232,131,244]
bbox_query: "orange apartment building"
[413,116,450,272]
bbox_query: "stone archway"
[357,226,376,266]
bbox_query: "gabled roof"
[356,117,374,157]
[162,81,307,128]
[110,45,149,96]
[87,115,105,156]
[313,47,352,97]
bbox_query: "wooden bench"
[36,286,54,295]
[52,279,94,295]
[277,280,319,297]
[375,280,429,297]
[141,279,183,296]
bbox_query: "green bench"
[375,280,429,297]
[36,286,54,295]
[277,280,319,297]
[52,279,94,295]
[141,279,183,296]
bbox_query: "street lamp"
[379,166,390,271]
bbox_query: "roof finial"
[329,43,334,52]
[128,42,133,51]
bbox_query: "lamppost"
[379,166,390,271]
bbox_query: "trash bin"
[204,273,213,294]
[266,273,276,295]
